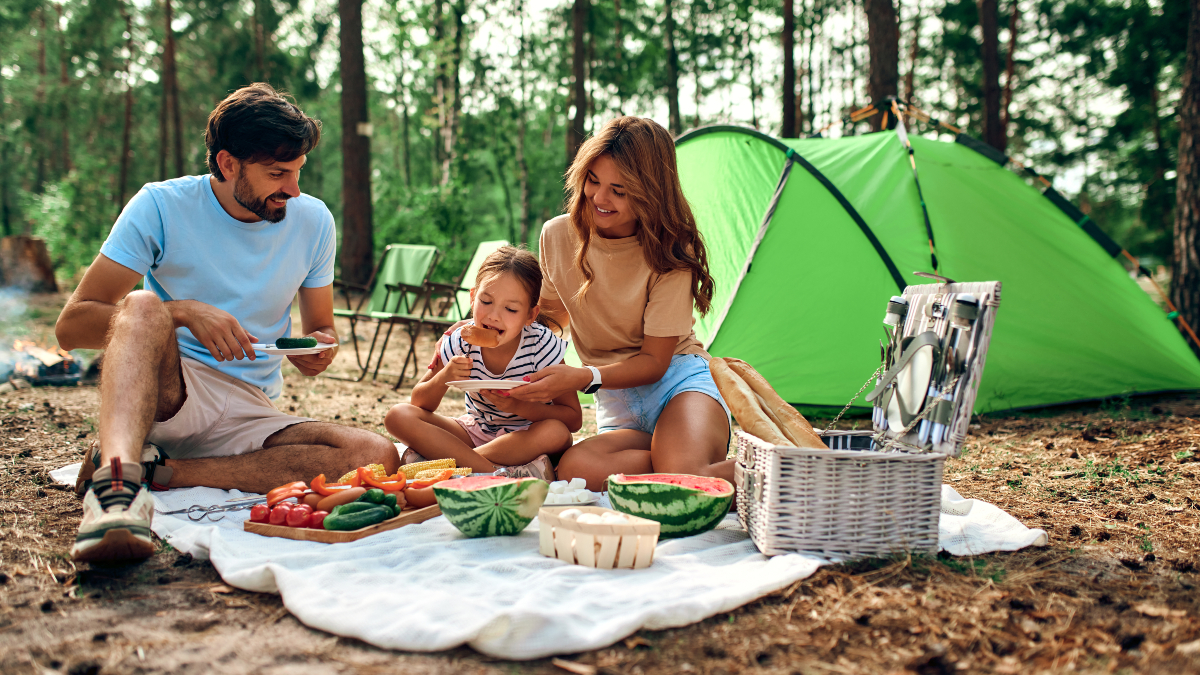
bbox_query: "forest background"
[0,0,1194,313]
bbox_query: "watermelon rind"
[606,474,734,539]
[434,477,548,537]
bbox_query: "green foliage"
[1136,522,1153,553]
[0,0,1192,285]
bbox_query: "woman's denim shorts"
[595,354,731,435]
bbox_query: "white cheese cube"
[549,480,569,494]
[568,477,587,490]
[572,490,593,503]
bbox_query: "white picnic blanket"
[52,463,1045,659]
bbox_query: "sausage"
[404,486,437,509]
[302,493,324,509]
[316,487,367,512]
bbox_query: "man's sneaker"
[399,446,428,466]
[496,454,555,481]
[71,459,155,564]
[75,442,171,496]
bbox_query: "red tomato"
[309,511,328,529]
[286,508,311,528]
[291,503,313,517]
[268,503,292,525]
[249,504,270,523]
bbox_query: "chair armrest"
[333,280,370,292]
[424,282,469,295]
[384,282,428,295]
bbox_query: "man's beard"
[233,171,289,223]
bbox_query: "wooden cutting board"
[243,504,442,543]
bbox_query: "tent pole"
[891,100,939,273]
[1121,250,1200,349]
[702,155,797,351]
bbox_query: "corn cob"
[412,467,472,480]
[398,458,457,477]
[337,463,388,485]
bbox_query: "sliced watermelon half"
[606,473,734,539]
[433,476,548,537]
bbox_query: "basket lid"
[865,279,1001,457]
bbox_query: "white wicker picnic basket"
[735,279,1001,559]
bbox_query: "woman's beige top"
[538,215,707,367]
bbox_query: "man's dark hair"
[205,83,321,181]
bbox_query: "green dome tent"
[675,125,1200,413]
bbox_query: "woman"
[509,116,733,490]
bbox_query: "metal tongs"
[155,497,267,522]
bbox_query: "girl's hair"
[564,116,716,315]
[474,245,560,333]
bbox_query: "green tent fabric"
[676,126,1200,412]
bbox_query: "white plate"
[446,380,526,393]
[252,342,339,356]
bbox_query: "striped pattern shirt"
[439,321,567,434]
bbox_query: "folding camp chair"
[330,244,440,383]
[422,239,510,324]
[387,240,510,390]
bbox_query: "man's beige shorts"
[146,357,314,459]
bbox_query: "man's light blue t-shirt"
[101,175,336,399]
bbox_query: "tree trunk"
[689,3,700,129]
[433,0,446,180]
[0,53,11,235]
[0,235,58,293]
[339,0,373,286]
[805,13,816,135]
[401,99,412,188]
[253,0,266,80]
[782,0,795,137]
[1174,0,1200,355]
[978,0,1004,151]
[163,0,183,177]
[864,0,899,131]
[444,0,463,184]
[35,7,47,192]
[613,0,623,112]
[117,7,135,217]
[158,56,168,180]
[56,4,72,173]
[747,23,760,130]
[567,0,589,164]
[1001,3,1018,134]
[517,0,530,245]
[905,11,920,103]
[663,0,681,136]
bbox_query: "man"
[56,83,399,565]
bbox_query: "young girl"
[385,246,581,480]
[505,116,733,490]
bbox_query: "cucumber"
[382,494,398,510]
[276,337,318,348]
[330,501,385,516]
[358,488,386,505]
[323,505,391,531]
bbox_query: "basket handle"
[865,330,941,403]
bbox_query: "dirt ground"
[2,290,1199,675]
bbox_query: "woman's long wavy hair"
[564,116,716,315]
